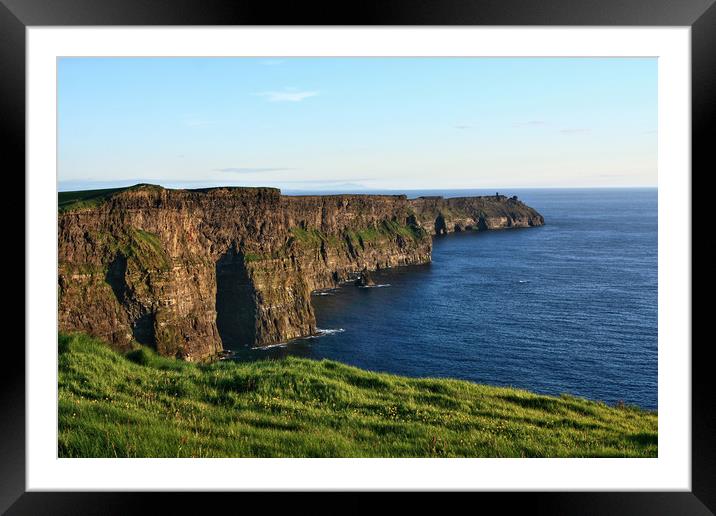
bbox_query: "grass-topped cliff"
[59,333,657,458]
[58,184,166,213]
[58,184,544,358]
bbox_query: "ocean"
[229,188,658,410]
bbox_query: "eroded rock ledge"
[58,185,544,360]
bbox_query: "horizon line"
[57,182,658,193]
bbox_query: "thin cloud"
[279,178,375,185]
[256,90,319,102]
[560,128,590,134]
[215,167,295,173]
[454,125,472,130]
[514,120,547,127]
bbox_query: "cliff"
[410,194,545,234]
[58,185,544,360]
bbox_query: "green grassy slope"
[58,333,657,458]
[58,184,165,212]
[58,187,129,212]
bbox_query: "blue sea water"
[230,188,658,410]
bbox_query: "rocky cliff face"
[410,194,545,234]
[58,185,544,360]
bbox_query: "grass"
[289,226,326,248]
[124,228,171,271]
[287,220,428,256]
[58,332,658,458]
[381,219,427,240]
[243,252,265,263]
[347,220,427,246]
[83,227,170,272]
[58,187,129,213]
[58,184,164,213]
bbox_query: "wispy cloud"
[279,178,374,185]
[454,125,472,130]
[559,128,590,134]
[514,120,547,127]
[215,167,295,173]
[274,179,370,191]
[256,90,319,102]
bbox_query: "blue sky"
[58,57,657,191]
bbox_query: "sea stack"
[355,269,376,287]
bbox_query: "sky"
[58,57,657,192]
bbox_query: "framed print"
[3,0,711,513]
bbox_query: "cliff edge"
[58,185,544,360]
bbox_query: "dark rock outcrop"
[58,185,544,360]
[355,268,376,287]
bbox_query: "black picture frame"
[3,0,710,513]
